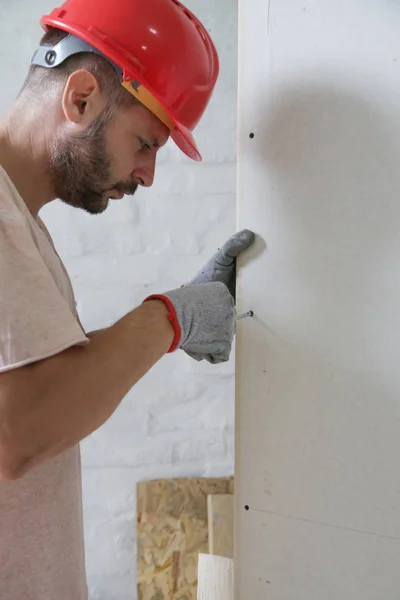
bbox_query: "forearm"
[0,300,173,478]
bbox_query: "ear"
[61,69,107,128]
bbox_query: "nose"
[132,153,156,187]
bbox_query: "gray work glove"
[144,229,255,364]
[144,281,235,364]
[186,229,255,300]
[179,229,255,361]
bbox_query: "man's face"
[48,102,169,214]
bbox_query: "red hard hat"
[39,0,219,161]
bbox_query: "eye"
[139,138,151,152]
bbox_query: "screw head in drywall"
[237,310,254,320]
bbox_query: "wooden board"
[197,554,233,600]
[136,477,234,600]
[207,495,234,558]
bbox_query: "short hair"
[20,27,137,111]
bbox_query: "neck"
[0,100,57,217]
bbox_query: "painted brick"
[81,425,174,469]
[172,431,227,464]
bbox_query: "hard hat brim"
[171,126,202,162]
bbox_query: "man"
[0,0,254,598]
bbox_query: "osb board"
[207,494,234,558]
[137,477,234,600]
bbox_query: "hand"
[144,281,235,364]
[186,229,255,300]
[143,229,255,363]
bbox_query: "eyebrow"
[142,135,168,149]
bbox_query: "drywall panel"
[235,1,400,598]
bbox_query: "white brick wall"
[0,1,237,597]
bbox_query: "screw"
[237,310,254,320]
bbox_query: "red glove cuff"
[143,294,181,353]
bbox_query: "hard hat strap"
[31,33,123,77]
[31,33,174,130]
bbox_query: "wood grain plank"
[207,494,234,558]
[197,554,233,600]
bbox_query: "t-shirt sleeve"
[0,212,89,372]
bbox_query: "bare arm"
[0,300,174,480]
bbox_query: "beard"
[48,110,138,214]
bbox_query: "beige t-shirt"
[0,166,90,599]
